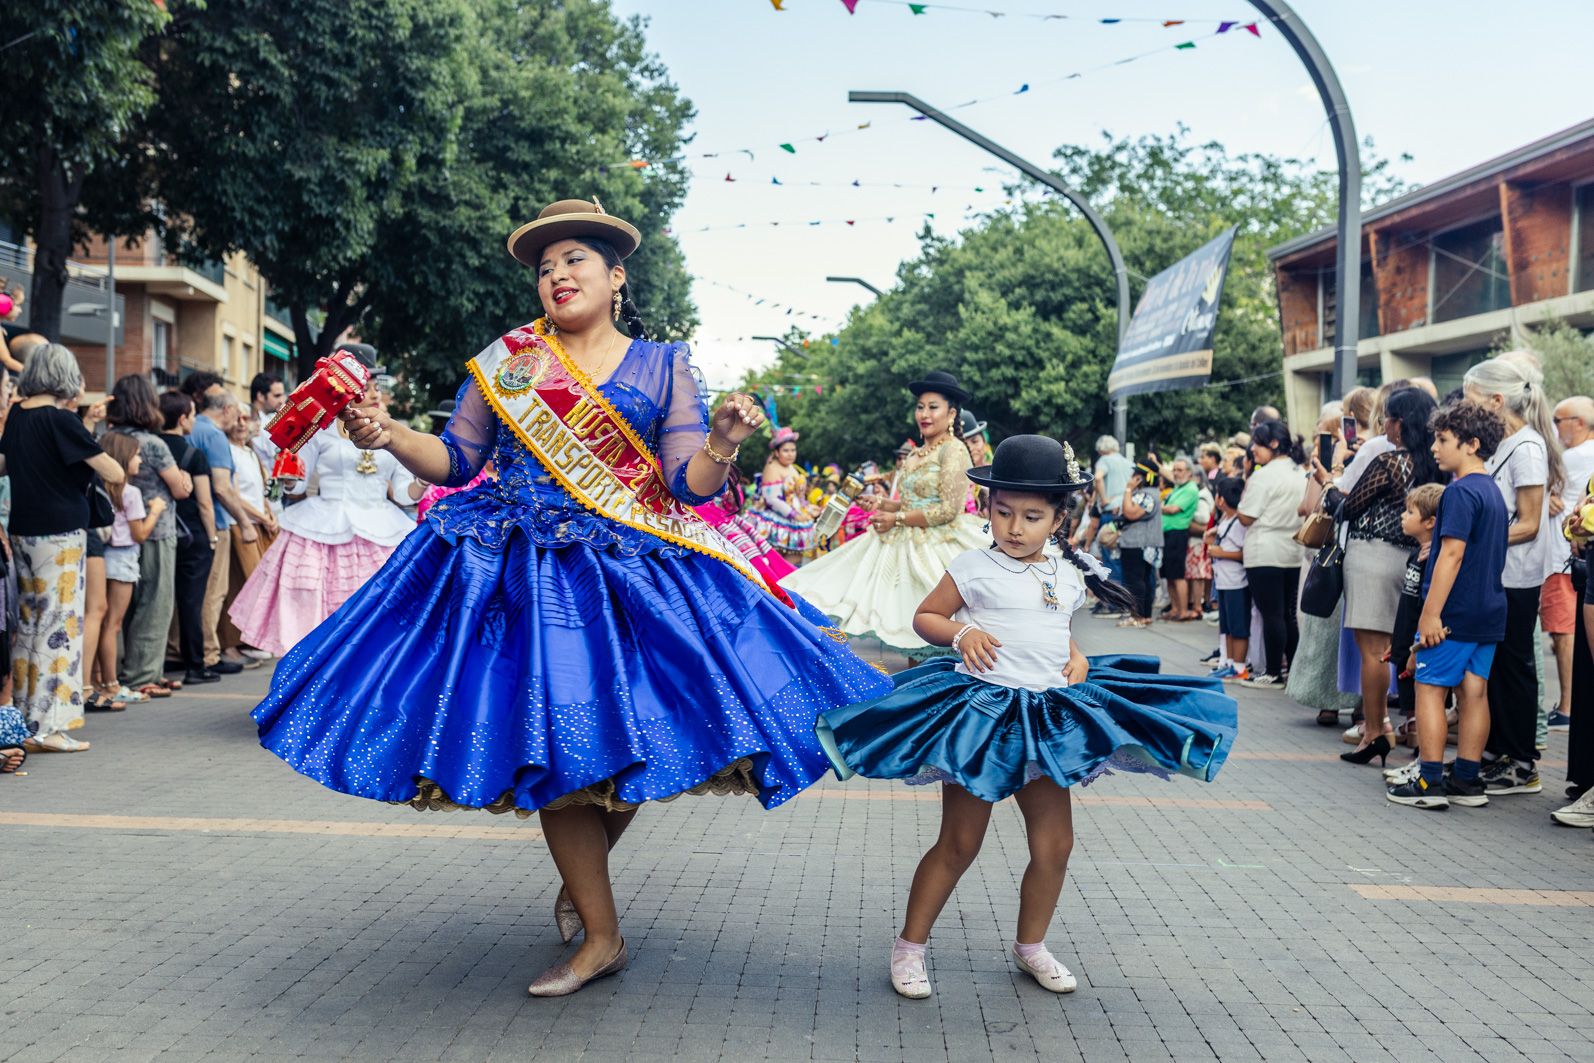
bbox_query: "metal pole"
[751,334,806,358]
[848,91,1132,445]
[826,275,884,297]
[105,240,116,386]
[1246,0,1361,399]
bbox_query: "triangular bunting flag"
[779,143,796,153]
[909,2,927,11]
[770,0,784,8]
[1216,20,1236,32]
[1162,19,1185,27]
[1175,41,1195,49]
[840,0,858,12]
[1244,21,1260,36]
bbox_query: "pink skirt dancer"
[695,502,795,587]
[228,531,396,657]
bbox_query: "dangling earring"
[981,521,990,534]
[612,290,623,322]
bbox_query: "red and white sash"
[468,319,791,605]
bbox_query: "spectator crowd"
[0,333,297,767]
[1070,353,1594,821]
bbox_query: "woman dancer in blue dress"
[257,199,891,995]
[816,435,1238,999]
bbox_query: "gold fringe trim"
[401,758,761,818]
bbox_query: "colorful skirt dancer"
[695,497,796,588]
[817,654,1238,802]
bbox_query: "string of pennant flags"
[778,0,1251,24]
[698,278,836,324]
[610,14,1269,172]
[692,173,1014,195]
[674,208,992,236]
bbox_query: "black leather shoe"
[184,668,222,684]
[210,660,244,675]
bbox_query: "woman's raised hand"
[341,402,395,451]
[709,393,765,446]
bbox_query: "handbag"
[1299,535,1345,618]
[1294,500,1336,549]
[86,475,116,531]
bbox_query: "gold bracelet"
[702,436,739,464]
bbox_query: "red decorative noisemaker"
[264,350,372,454]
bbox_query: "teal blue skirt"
[816,655,1238,803]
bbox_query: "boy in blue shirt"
[1387,402,1508,811]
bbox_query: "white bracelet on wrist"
[950,623,977,652]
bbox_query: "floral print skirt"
[13,531,87,737]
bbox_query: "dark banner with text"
[1108,225,1237,400]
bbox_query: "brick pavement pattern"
[3,614,1592,1062]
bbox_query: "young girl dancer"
[817,435,1239,999]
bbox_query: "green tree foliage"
[143,0,695,398]
[0,0,178,340]
[1492,318,1594,402]
[743,131,1410,467]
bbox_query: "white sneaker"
[1384,759,1420,784]
[1551,788,1594,828]
[1012,946,1077,993]
[239,647,273,661]
[890,946,931,1000]
[1239,673,1282,688]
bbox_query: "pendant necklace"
[984,549,1061,610]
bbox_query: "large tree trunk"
[29,145,85,344]
[291,303,319,381]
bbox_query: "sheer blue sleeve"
[659,343,716,506]
[439,377,497,487]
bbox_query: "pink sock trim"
[1014,941,1048,960]
[893,936,926,955]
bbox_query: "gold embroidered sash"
[468,320,792,605]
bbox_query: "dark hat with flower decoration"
[967,435,1090,492]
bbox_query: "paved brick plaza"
[4,613,1592,1063]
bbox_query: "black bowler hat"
[907,369,970,407]
[958,408,987,439]
[967,435,1090,492]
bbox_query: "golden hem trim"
[401,758,761,817]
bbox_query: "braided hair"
[990,488,1138,616]
[571,237,650,341]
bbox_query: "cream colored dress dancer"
[784,439,988,653]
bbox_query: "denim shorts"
[1413,639,1495,688]
[104,543,141,584]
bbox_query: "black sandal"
[1316,709,1340,727]
[85,690,127,713]
[1,746,25,774]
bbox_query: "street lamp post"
[1245,0,1362,399]
[752,334,806,358]
[826,275,884,297]
[847,90,1133,445]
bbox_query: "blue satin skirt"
[815,655,1238,803]
[251,524,893,813]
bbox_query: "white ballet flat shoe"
[1013,946,1077,993]
[890,947,931,1000]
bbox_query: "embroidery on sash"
[467,320,793,607]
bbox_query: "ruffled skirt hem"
[816,654,1239,804]
[404,757,760,817]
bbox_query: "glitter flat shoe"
[1013,946,1077,993]
[554,886,583,944]
[527,939,628,998]
[889,946,931,1000]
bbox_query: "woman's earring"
[982,521,990,534]
[612,290,623,321]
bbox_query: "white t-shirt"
[947,547,1086,693]
[1238,458,1306,568]
[230,443,268,516]
[1485,427,1551,588]
[1551,439,1594,570]
[1210,513,1248,590]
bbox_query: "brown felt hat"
[506,198,641,269]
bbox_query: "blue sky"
[608,0,1593,389]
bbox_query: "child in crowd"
[1387,403,1507,810]
[1383,483,1444,768]
[1205,476,1249,681]
[90,433,166,712]
[816,436,1238,999]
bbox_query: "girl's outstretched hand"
[959,628,1001,673]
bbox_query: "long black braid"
[989,487,1138,615]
